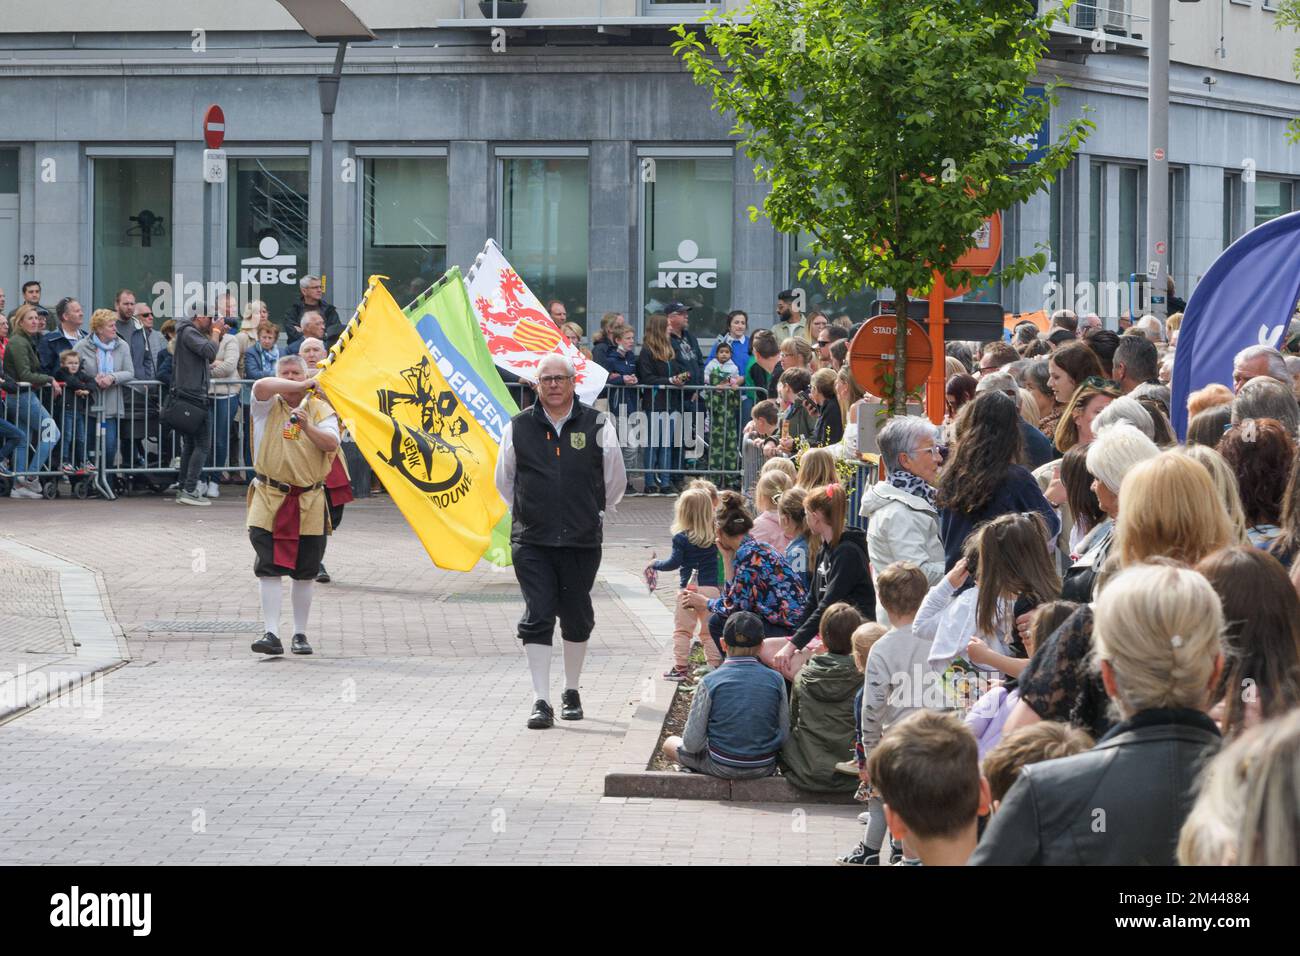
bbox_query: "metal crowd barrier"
[2,376,844,501]
[505,380,763,492]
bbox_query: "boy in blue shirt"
[663,612,789,779]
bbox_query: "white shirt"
[250,393,339,462]
[494,401,626,515]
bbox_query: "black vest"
[509,400,606,549]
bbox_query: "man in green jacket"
[2,305,62,496]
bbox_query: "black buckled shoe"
[291,633,313,655]
[251,632,283,656]
[560,689,583,721]
[527,699,554,730]
[315,563,330,583]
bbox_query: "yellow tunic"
[246,395,337,536]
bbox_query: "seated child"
[866,710,991,866]
[760,455,796,481]
[965,600,1079,759]
[838,562,933,866]
[780,602,864,793]
[649,489,723,681]
[662,612,789,779]
[981,721,1094,813]
[749,470,793,552]
[777,487,815,589]
[836,621,888,778]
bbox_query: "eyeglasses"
[538,374,574,386]
[817,338,831,347]
[138,312,153,318]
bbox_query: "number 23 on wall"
[22,254,35,266]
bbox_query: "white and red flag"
[464,240,608,405]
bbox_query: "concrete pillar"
[732,148,777,330]
[447,141,491,283]
[30,142,84,311]
[588,141,634,330]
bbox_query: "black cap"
[664,301,691,316]
[722,611,766,649]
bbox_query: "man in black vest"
[495,353,626,729]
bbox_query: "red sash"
[272,486,308,568]
[324,455,354,506]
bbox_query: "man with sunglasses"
[495,353,626,730]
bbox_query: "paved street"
[0,493,862,865]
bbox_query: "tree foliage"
[1281,0,1300,142]
[672,0,1094,411]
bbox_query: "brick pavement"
[0,494,864,864]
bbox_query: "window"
[227,157,309,323]
[641,0,722,13]
[1089,162,1102,289]
[1255,177,1296,228]
[93,157,173,316]
[0,149,17,194]
[1117,165,1141,284]
[640,154,733,338]
[499,155,588,328]
[787,230,876,321]
[1223,172,1243,248]
[363,156,448,309]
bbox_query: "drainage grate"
[142,620,263,633]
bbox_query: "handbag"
[162,388,208,436]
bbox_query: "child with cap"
[662,611,789,779]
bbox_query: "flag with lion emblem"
[317,276,507,572]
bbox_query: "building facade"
[1,0,1298,339]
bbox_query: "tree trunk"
[892,294,909,416]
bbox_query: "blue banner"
[1171,210,1300,438]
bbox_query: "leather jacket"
[969,708,1221,866]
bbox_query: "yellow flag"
[317,276,507,572]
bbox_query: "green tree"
[1282,0,1300,141]
[673,0,1093,413]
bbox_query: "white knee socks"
[563,640,587,692]
[259,578,282,636]
[524,643,551,703]
[290,579,313,635]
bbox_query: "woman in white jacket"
[858,416,945,624]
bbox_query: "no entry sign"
[203,105,225,149]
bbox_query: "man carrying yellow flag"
[316,277,506,572]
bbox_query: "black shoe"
[836,840,880,867]
[624,483,636,497]
[527,699,554,730]
[316,563,330,583]
[560,689,583,721]
[251,632,283,655]
[291,633,313,655]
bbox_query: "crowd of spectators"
[650,303,1300,866]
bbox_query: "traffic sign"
[1154,147,1165,161]
[849,315,934,397]
[203,149,227,184]
[203,104,225,150]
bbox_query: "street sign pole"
[926,272,946,424]
[202,105,227,314]
[1146,0,1170,321]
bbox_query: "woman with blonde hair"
[778,335,814,371]
[973,562,1225,866]
[1009,446,1230,742]
[1176,444,1249,545]
[1178,709,1300,866]
[795,446,837,492]
[1115,451,1236,568]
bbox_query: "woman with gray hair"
[859,416,945,623]
[1091,394,1154,440]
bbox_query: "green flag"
[405,269,519,568]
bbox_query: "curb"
[0,537,129,724]
[604,771,858,804]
